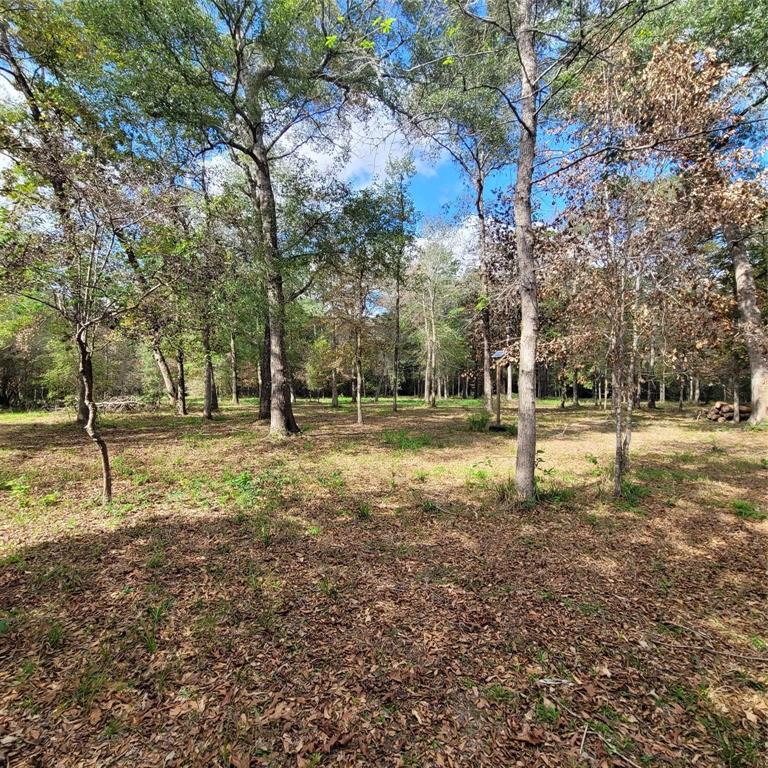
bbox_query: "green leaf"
[324,34,338,49]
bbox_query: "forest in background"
[0,0,766,504]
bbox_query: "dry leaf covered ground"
[1,398,767,767]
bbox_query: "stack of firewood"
[706,401,752,422]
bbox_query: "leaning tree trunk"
[152,343,178,410]
[729,231,768,424]
[76,330,111,503]
[513,0,539,500]
[176,347,187,416]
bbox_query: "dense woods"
[1,1,767,766]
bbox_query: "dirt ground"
[1,398,767,767]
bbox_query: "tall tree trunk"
[507,362,513,401]
[76,330,111,503]
[393,271,401,413]
[612,366,624,497]
[514,0,539,500]
[259,319,271,420]
[732,374,741,424]
[355,330,363,425]
[356,278,364,425]
[251,142,299,436]
[202,326,214,420]
[477,178,493,414]
[229,330,239,404]
[176,347,187,416]
[572,367,579,406]
[729,231,767,423]
[429,292,437,408]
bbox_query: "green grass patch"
[731,500,766,521]
[381,429,434,451]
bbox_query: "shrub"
[467,412,490,432]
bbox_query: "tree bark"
[76,330,111,503]
[176,347,187,416]
[202,326,214,420]
[152,343,177,409]
[356,276,365,425]
[77,374,88,424]
[229,330,239,404]
[250,140,299,436]
[259,318,271,420]
[393,268,401,413]
[477,177,493,414]
[729,231,768,424]
[513,0,539,500]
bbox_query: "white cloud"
[290,107,448,188]
[416,215,480,273]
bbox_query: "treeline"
[1,0,766,503]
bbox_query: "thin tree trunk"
[429,292,437,408]
[393,250,402,413]
[507,362,513,401]
[728,229,767,423]
[229,330,239,404]
[355,332,363,425]
[513,0,539,500]
[732,374,741,424]
[477,177,493,414]
[176,347,187,416]
[331,367,339,408]
[76,330,111,503]
[202,326,213,420]
[572,367,579,406]
[612,366,624,497]
[356,278,364,425]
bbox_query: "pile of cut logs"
[95,397,156,413]
[706,401,752,422]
